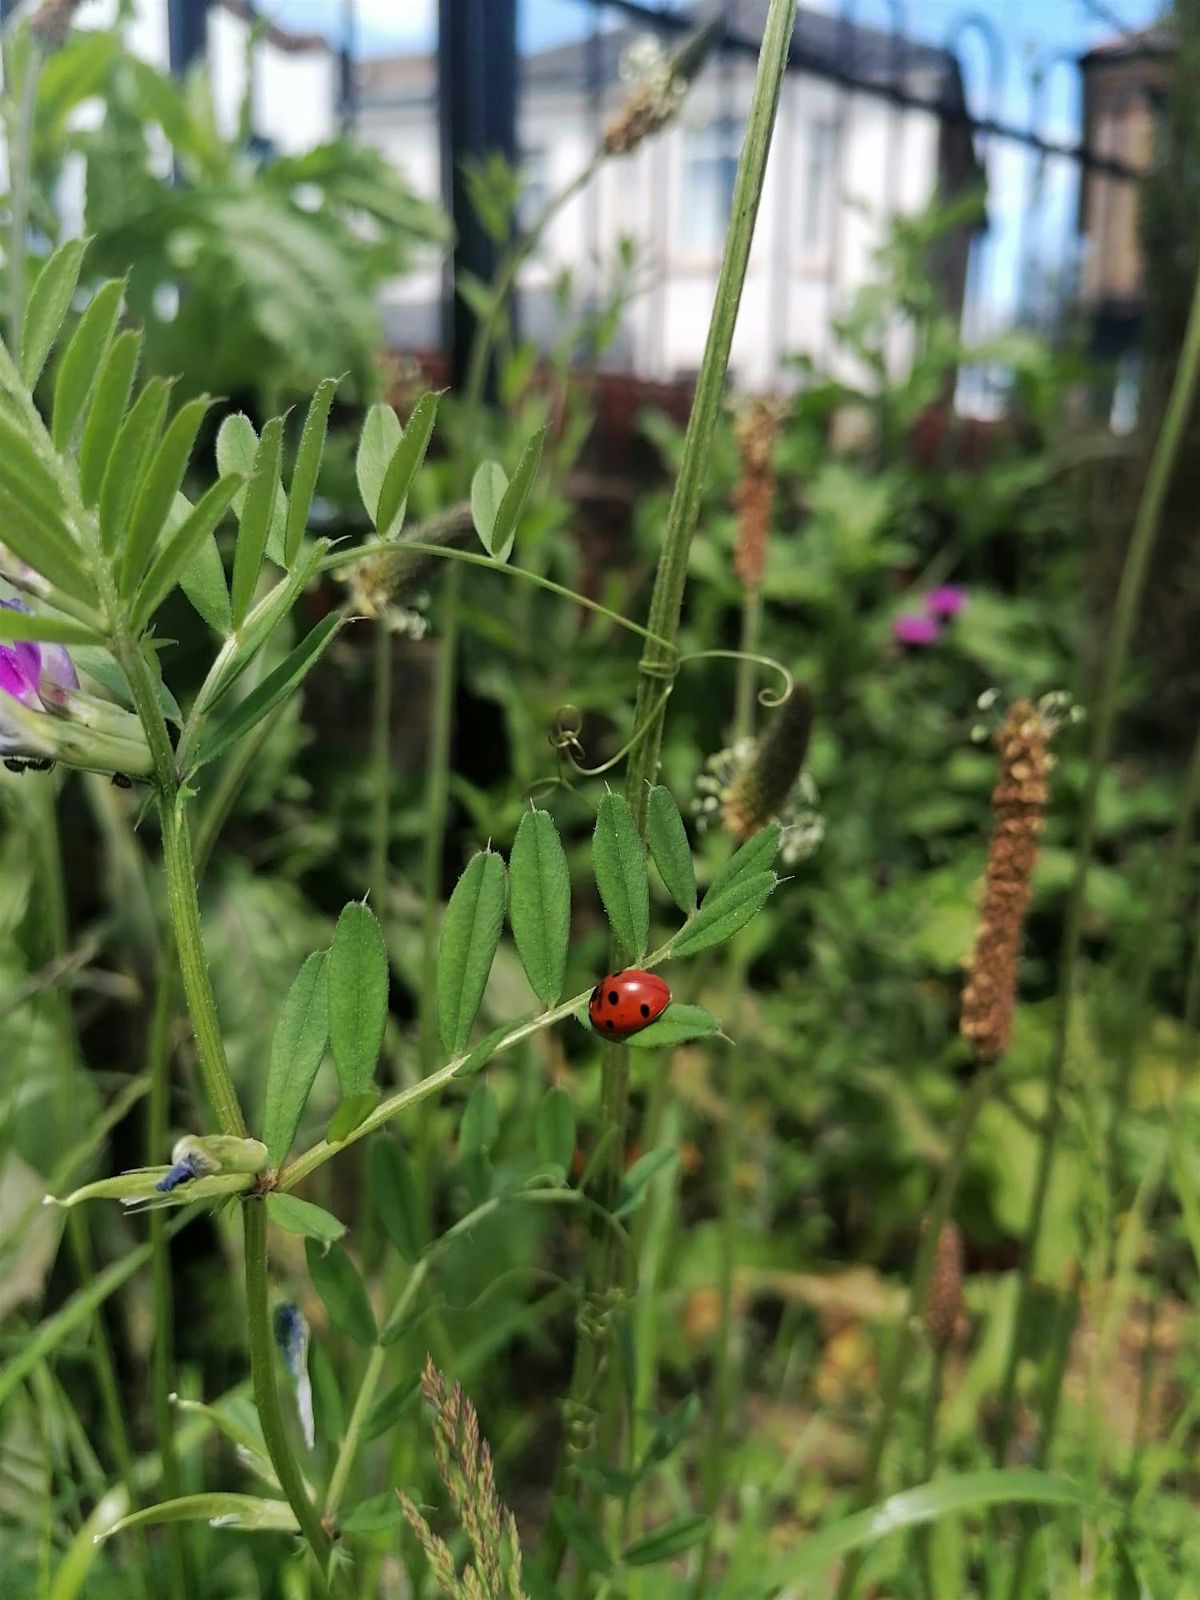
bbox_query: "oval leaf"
[470,460,508,555]
[508,808,571,1007]
[21,238,84,387]
[646,785,696,914]
[265,1193,345,1248]
[356,402,401,525]
[707,822,780,902]
[671,870,777,959]
[489,425,546,562]
[375,389,440,539]
[286,375,340,565]
[369,1138,424,1264]
[622,1002,722,1049]
[459,1083,499,1157]
[327,902,389,1099]
[437,850,507,1054]
[262,951,329,1167]
[52,277,125,452]
[305,1239,377,1346]
[592,792,650,962]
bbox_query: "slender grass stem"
[833,1065,995,1600]
[993,252,1200,1466]
[732,590,763,744]
[369,622,393,905]
[541,5,799,1575]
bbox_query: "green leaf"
[369,1139,424,1263]
[615,1147,678,1218]
[231,415,285,626]
[592,792,650,962]
[265,1193,345,1248]
[460,1083,499,1157]
[286,375,340,564]
[99,376,173,556]
[672,870,777,959]
[489,425,546,562]
[707,822,780,902]
[180,516,232,636]
[355,402,401,524]
[21,238,84,387]
[79,328,141,507]
[262,951,329,1167]
[623,1514,709,1566]
[119,394,213,596]
[452,1021,513,1079]
[646,785,696,914]
[326,1089,380,1144]
[470,460,508,555]
[51,277,125,452]
[305,1239,377,1346]
[437,851,507,1054]
[552,1498,612,1575]
[0,608,101,648]
[622,1003,722,1049]
[132,474,241,629]
[772,1470,1098,1585]
[327,901,389,1099]
[375,389,440,538]
[216,411,289,564]
[360,1373,420,1442]
[508,808,571,1007]
[193,611,342,770]
[0,485,92,603]
[96,1493,299,1543]
[536,1086,576,1177]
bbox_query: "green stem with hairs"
[542,2,799,1575]
[833,1065,995,1600]
[993,250,1200,1467]
[370,621,393,906]
[243,1201,335,1592]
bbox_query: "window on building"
[680,117,742,256]
[799,120,836,257]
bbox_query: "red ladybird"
[588,970,671,1039]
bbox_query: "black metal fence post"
[167,0,212,76]
[438,0,518,394]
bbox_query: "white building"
[357,4,982,389]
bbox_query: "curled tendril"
[677,648,794,708]
[554,684,675,778]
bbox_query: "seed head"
[960,699,1059,1062]
[733,396,783,593]
[602,23,719,156]
[923,1221,964,1351]
[722,684,815,842]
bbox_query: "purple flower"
[0,598,78,712]
[924,585,968,618]
[892,613,941,647]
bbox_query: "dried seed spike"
[960,698,1058,1062]
[733,395,783,593]
[924,1221,965,1351]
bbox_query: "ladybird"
[588,969,671,1039]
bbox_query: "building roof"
[1080,21,1171,66]
[358,2,970,117]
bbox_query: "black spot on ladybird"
[605,1019,615,1029]
[640,1003,650,1018]
[608,990,619,1005]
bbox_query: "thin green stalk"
[243,1200,334,1593]
[543,4,799,1573]
[833,1065,995,1600]
[370,622,393,906]
[915,1347,946,1600]
[993,250,1200,1466]
[417,563,462,1080]
[732,590,763,745]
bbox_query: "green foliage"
[262,951,329,1166]
[508,807,571,1006]
[327,902,389,1101]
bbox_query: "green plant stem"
[5,33,41,353]
[243,1201,334,1592]
[417,563,462,1078]
[833,1065,995,1600]
[542,4,798,1576]
[733,589,764,744]
[370,621,393,905]
[915,1348,946,1600]
[993,251,1200,1468]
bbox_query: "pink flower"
[924,584,967,618]
[892,613,941,647]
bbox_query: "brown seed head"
[29,0,84,47]
[924,1220,964,1351]
[732,396,783,592]
[960,699,1056,1062]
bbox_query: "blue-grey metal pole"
[437,0,518,393]
[167,0,211,75]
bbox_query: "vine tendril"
[677,648,793,708]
